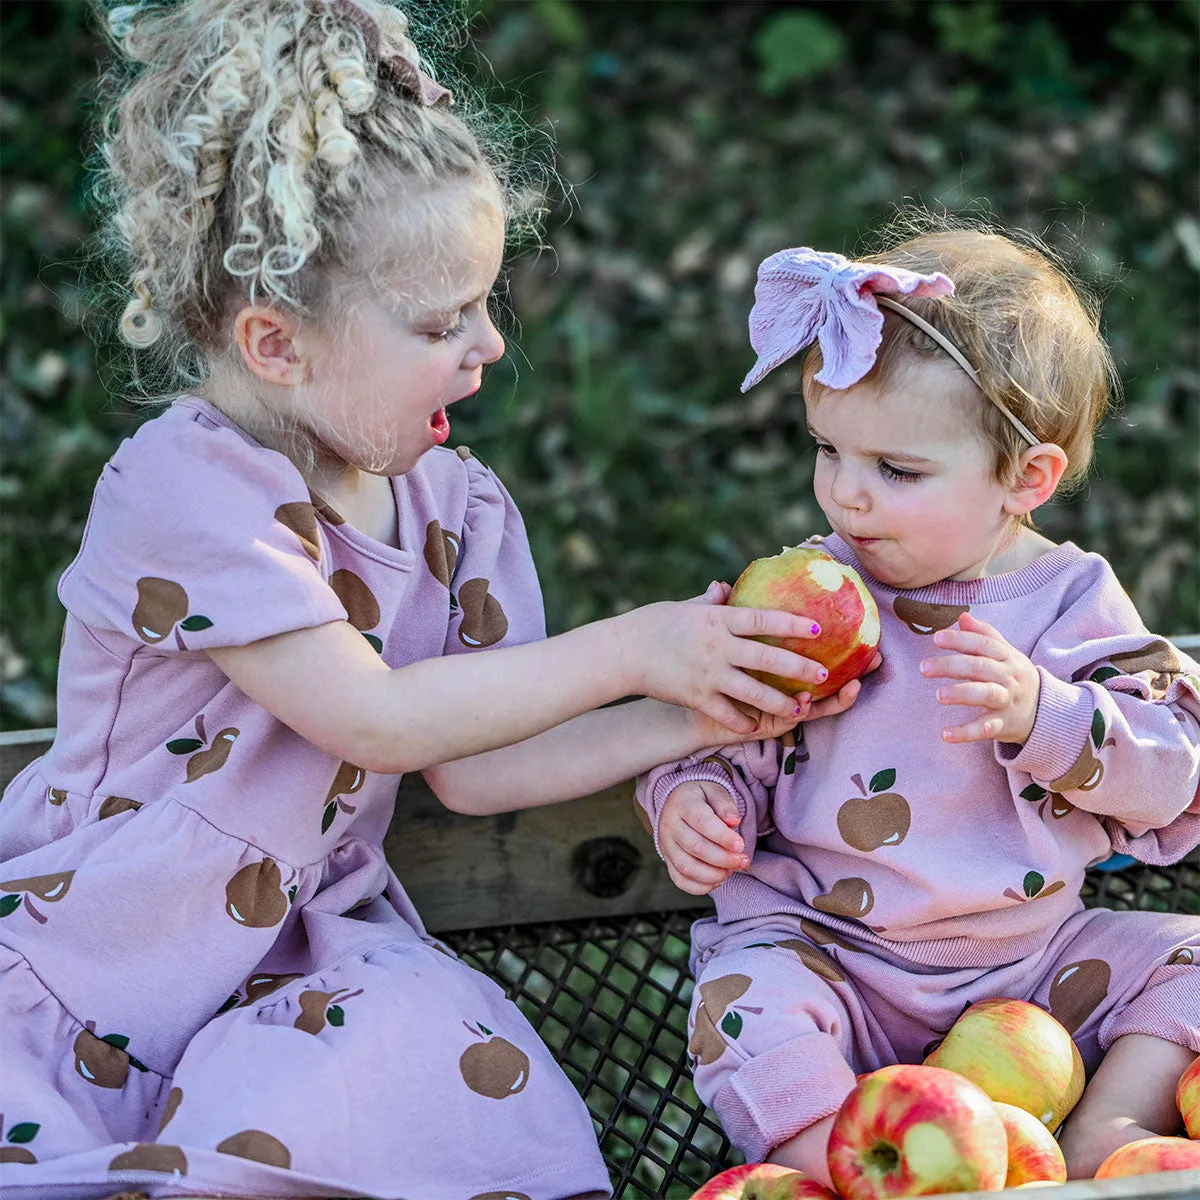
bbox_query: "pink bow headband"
[741,247,1038,447]
[325,0,452,106]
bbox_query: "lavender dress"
[0,397,610,1199]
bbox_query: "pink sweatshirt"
[638,534,1200,971]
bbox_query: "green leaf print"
[869,768,896,793]
[100,1034,130,1050]
[362,633,383,654]
[7,1123,39,1144]
[327,1005,345,1027]
[1023,871,1045,898]
[720,1010,743,1039]
[166,738,204,755]
[478,1024,493,1036]
[180,615,214,632]
[1090,709,1106,748]
[128,1056,149,1072]
[1019,784,1048,802]
[1089,666,1122,683]
[0,894,20,917]
[321,802,337,834]
[783,751,796,776]
[216,993,240,1015]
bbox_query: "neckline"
[821,532,1086,605]
[173,394,416,569]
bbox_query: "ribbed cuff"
[711,1031,857,1162]
[1103,959,1200,1054]
[997,668,1094,784]
[647,763,743,860]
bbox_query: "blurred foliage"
[2,0,1198,729]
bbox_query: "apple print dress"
[0,397,610,1199]
[638,534,1200,1163]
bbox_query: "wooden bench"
[2,708,1198,1199]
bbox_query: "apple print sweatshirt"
[637,534,1200,970]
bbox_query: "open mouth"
[428,407,450,445]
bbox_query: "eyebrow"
[415,285,494,325]
[805,425,937,466]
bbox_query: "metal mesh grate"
[444,852,1199,1197]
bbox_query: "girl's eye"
[813,441,836,457]
[880,460,923,483]
[426,315,467,343]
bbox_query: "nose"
[828,460,870,512]
[467,312,505,367]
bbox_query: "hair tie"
[741,247,1038,447]
[324,0,452,106]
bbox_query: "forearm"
[423,697,710,814]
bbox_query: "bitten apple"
[728,546,880,701]
[688,1163,836,1200]
[1094,1135,1200,1177]
[923,997,1084,1132]
[827,1063,1009,1199]
[994,1101,1067,1186]
[1177,1054,1200,1138]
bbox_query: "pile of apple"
[690,998,1200,1199]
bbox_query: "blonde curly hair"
[91,0,538,387]
[802,211,1119,500]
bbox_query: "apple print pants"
[0,918,611,1199]
[685,905,1200,1163]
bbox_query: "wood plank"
[0,728,707,932]
[945,1171,1200,1199]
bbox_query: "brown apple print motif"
[0,870,74,924]
[109,1143,187,1174]
[781,725,809,776]
[811,877,875,922]
[224,859,290,928]
[158,1087,183,1133]
[1168,946,1196,965]
[74,1022,149,1088]
[799,917,865,954]
[166,714,239,783]
[330,569,384,653]
[1078,640,1183,700]
[293,987,364,1035]
[132,577,212,649]
[457,578,508,648]
[838,769,910,851]
[46,786,67,806]
[689,974,757,1065]
[423,519,462,611]
[216,970,304,1015]
[0,1118,40,1164]
[459,1022,530,1098]
[893,598,969,635]
[1046,709,1114,794]
[322,761,365,835]
[217,1130,292,1169]
[1002,870,1067,905]
[774,939,845,984]
[1017,782,1074,821]
[274,501,322,563]
[307,488,346,526]
[1048,958,1110,1033]
[98,796,142,820]
[470,1193,531,1200]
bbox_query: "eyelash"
[426,315,467,343]
[813,441,924,483]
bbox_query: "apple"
[728,546,880,701]
[827,1063,1009,1198]
[1094,1135,1200,1177]
[923,997,1084,1132]
[1177,1054,1200,1138]
[994,1101,1067,1186]
[688,1163,835,1199]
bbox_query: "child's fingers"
[667,859,731,895]
[956,611,1004,640]
[702,693,762,735]
[723,607,822,641]
[723,670,809,720]
[734,641,830,690]
[942,714,1005,743]
[688,580,728,605]
[931,625,1009,660]
[699,780,744,830]
[687,803,745,855]
[805,677,862,720]
[920,653,1008,683]
[935,680,1009,709]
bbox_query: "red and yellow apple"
[994,1101,1067,1186]
[1094,1135,1200,1177]
[923,997,1084,1132]
[1177,1054,1200,1138]
[688,1163,835,1199]
[728,546,880,701]
[826,1063,1009,1198]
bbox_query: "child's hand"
[920,612,1040,745]
[616,581,833,736]
[658,780,750,895]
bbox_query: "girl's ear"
[234,305,307,385]
[1003,442,1069,518]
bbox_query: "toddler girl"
[0,2,854,1197]
[639,220,1200,1184]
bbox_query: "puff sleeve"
[57,404,348,653]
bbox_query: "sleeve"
[57,411,348,653]
[441,454,546,654]
[634,735,791,860]
[996,556,1200,864]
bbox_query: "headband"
[741,247,1039,447]
[326,0,452,106]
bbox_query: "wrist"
[605,607,651,697]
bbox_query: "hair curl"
[89,0,548,394]
[802,209,1119,502]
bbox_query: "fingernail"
[817,667,828,681]
[938,688,947,701]
[751,723,759,732]
[810,622,821,636]
[921,661,931,674]
[794,704,803,715]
